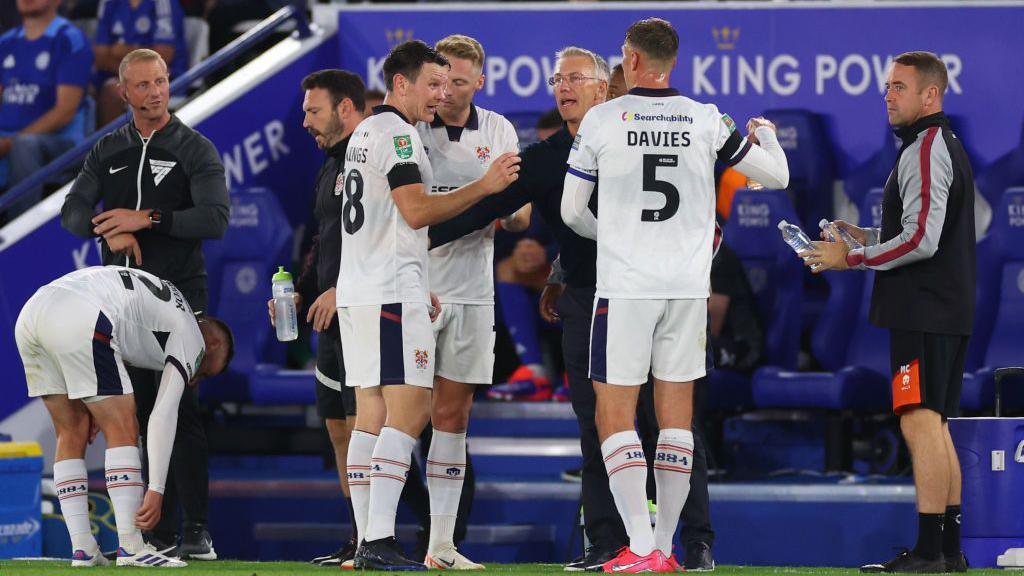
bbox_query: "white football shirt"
[418,104,519,305]
[567,87,749,299]
[48,266,205,380]
[337,106,433,306]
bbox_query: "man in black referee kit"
[61,48,229,558]
[803,51,973,573]
[268,69,365,567]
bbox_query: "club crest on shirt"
[135,16,151,34]
[414,348,429,370]
[35,51,49,70]
[334,172,344,196]
[393,135,413,160]
[722,113,737,134]
[475,146,491,163]
[2,55,13,69]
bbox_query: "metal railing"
[0,4,312,215]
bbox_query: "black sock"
[346,497,357,542]
[914,513,945,560]
[943,506,961,557]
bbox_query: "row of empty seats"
[724,185,1024,417]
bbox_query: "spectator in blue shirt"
[0,0,92,216]
[93,0,185,125]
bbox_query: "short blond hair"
[119,48,167,83]
[435,34,485,71]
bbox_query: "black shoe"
[353,537,426,571]
[684,541,716,572]
[861,549,946,573]
[564,544,624,572]
[143,532,179,558]
[311,537,358,566]
[178,522,217,560]
[945,551,968,573]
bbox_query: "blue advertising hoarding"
[338,3,1024,173]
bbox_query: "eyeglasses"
[547,73,598,87]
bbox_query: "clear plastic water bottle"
[272,266,298,342]
[818,218,863,249]
[778,220,820,270]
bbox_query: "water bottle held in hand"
[272,266,298,342]
[777,220,820,270]
[818,218,863,249]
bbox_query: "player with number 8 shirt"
[335,40,520,571]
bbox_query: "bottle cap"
[272,266,292,282]
[777,220,789,230]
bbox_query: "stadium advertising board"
[338,3,1024,172]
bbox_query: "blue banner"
[337,3,1024,172]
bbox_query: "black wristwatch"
[148,209,163,228]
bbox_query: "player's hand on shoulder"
[480,152,521,194]
[745,117,776,145]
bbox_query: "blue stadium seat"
[724,189,804,370]
[248,365,317,405]
[843,129,899,211]
[707,368,753,412]
[974,119,1024,211]
[762,109,836,229]
[962,188,1024,411]
[752,189,890,412]
[202,188,292,402]
[946,114,987,179]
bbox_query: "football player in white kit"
[416,34,527,571]
[337,40,520,571]
[15,266,232,568]
[561,18,790,573]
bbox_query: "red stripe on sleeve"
[864,127,938,267]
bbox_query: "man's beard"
[310,116,343,149]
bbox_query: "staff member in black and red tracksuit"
[61,49,228,560]
[804,51,974,574]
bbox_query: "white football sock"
[602,430,654,556]
[653,428,694,557]
[364,427,416,542]
[53,459,97,554]
[105,446,145,553]
[346,429,378,544]
[426,429,466,552]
